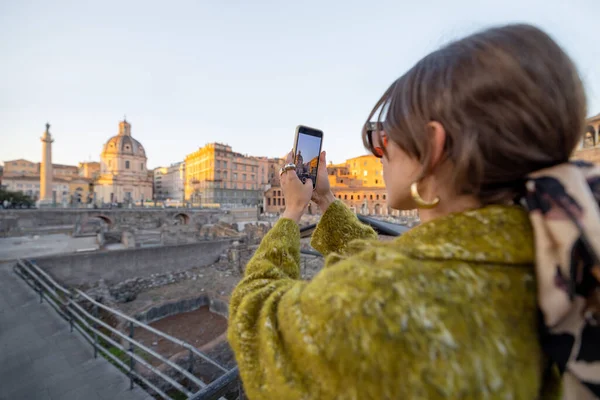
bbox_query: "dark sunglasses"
[365,122,388,158]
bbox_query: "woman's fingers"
[286,150,294,164]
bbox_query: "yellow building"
[327,154,415,217]
[53,164,79,179]
[184,143,266,206]
[3,159,39,177]
[94,119,153,204]
[78,162,101,180]
[573,113,600,164]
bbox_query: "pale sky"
[1,0,598,169]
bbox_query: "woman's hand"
[311,151,336,213]
[281,151,314,223]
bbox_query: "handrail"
[13,259,236,400]
[68,300,199,394]
[68,305,173,399]
[24,259,71,295]
[76,290,228,373]
[189,367,241,400]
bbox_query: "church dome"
[102,119,146,157]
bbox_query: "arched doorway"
[174,213,190,225]
[374,204,381,215]
[584,125,595,148]
[91,215,113,227]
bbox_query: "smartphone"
[292,125,324,189]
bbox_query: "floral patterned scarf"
[522,160,600,399]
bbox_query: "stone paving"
[0,262,151,400]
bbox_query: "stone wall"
[133,295,229,323]
[0,208,223,237]
[34,239,233,287]
[573,146,600,164]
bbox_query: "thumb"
[320,151,327,166]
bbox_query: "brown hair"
[364,23,587,204]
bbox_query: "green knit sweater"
[228,201,559,399]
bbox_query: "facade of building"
[153,162,185,201]
[327,156,389,215]
[53,164,78,179]
[3,156,93,204]
[184,143,265,206]
[3,159,39,177]
[573,113,600,164]
[2,176,71,203]
[264,186,286,214]
[263,158,286,214]
[94,119,153,204]
[78,162,101,180]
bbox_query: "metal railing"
[13,216,405,399]
[13,259,240,400]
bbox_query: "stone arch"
[91,215,113,227]
[174,213,190,225]
[584,125,596,148]
[374,204,381,215]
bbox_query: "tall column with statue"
[40,123,54,205]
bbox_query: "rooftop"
[588,113,600,123]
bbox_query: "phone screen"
[293,126,323,188]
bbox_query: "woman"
[228,24,599,399]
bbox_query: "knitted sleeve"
[310,200,377,256]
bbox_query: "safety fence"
[13,259,242,400]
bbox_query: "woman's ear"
[426,121,447,170]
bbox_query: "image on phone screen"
[293,126,323,188]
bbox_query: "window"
[243,174,246,181]
[375,180,378,184]
[277,198,281,206]
[283,198,286,206]
[234,173,238,180]
[376,194,380,200]
[383,194,386,200]
[141,164,144,170]
[364,171,368,176]
[338,195,342,199]
[370,195,373,200]
[126,161,130,169]
[351,195,354,200]
[268,198,271,206]
[224,161,228,168]
[344,195,348,200]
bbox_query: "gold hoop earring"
[410,182,440,209]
